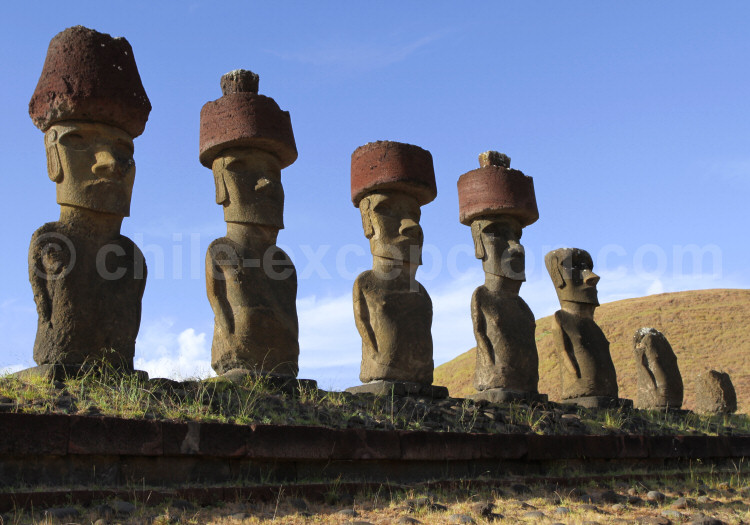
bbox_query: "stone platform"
[15,364,149,383]
[346,380,449,399]
[469,388,548,404]
[561,396,634,409]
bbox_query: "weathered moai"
[457,151,545,403]
[633,327,684,410]
[200,69,302,380]
[545,248,628,408]
[695,370,737,414]
[346,141,447,398]
[23,26,151,379]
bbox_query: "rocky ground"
[8,479,749,524]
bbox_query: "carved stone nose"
[508,242,525,256]
[584,270,600,286]
[92,148,118,176]
[399,219,421,237]
[254,177,272,191]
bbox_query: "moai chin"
[545,248,628,408]
[347,141,447,398]
[457,151,545,403]
[633,327,684,410]
[199,69,301,378]
[23,26,151,378]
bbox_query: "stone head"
[633,327,679,372]
[29,26,150,217]
[351,141,436,266]
[212,147,284,228]
[545,247,600,306]
[44,121,135,216]
[200,69,296,229]
[359,191,423,265]
[471,216,525,281]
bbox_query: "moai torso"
[472,287,538,392]
[552,310,618,400]
[633,327,683,409]
[30,222,145,367]
[206,237,298,376]
[353,270,433,384]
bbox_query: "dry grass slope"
[434,289,750,413]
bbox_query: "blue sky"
[1,2,748,389]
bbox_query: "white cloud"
[297,294,361,369]
[268,32,446,70]
[135,318,213,380]
[709,158,750,188]
[0,363,25,375]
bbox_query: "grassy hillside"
[434,289,750,413]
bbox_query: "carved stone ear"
[360,198,374,239]
[214,159,229,205]
[46,144,62,183]
[545,251,567,289]
[554,265,566,289]
[471,221,485,260]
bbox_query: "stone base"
[14,364,149,383]
[346,381,449,399]
[213,368,318,395]
[562,396,633,409]
[469,388,548,405]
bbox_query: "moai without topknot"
[347,141,447,398]
[695,370,737,414]
[23,26,151,379]
[633,327,684,410]
[457,151,545,403]
[200,69,307,383]
[545,248,630,408]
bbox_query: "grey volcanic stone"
[44,507,80,519]
[646,490,666,503]
[545,248,619,402]
[695,370,737,414]
[633,327,683,409]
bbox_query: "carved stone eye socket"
[59,132,88,151]
[224,158,245,172]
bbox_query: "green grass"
[4,361,750,437]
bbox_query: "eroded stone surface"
[26,26,150,373]
[351,141,436,386]
[458,152,540,397]
[199,69,296,169]
[545,248,619,402]
[201,70,299,377]
[633,327,684,409]
[29,26,151,138]
[695,370,737,414]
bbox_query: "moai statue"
[346,141,447,398]
[695,370,737,414]
[457,151,545,403]
[23,26,151,379]
[633,327,684,410]
[200,69,308,383]
[545,248,629,408]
